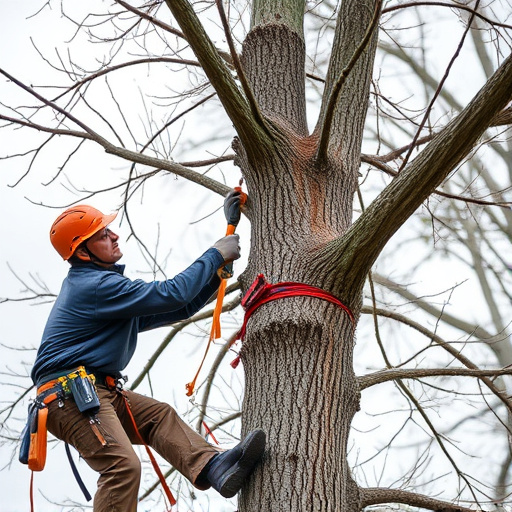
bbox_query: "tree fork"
[320,51,512,307]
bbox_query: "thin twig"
[398,0,482,171]
[383,1,512,30]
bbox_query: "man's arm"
[94,248,225,319]
[137,272,221,331]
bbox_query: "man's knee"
[94,447,142,487]
[115,449,142,482]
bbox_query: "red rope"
[122,392,176,508]
[202,421,219,445]
[231,274,355,368]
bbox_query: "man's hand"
[212,234,241,262]
[224,190,242,226]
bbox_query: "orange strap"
[121,391,176,508]
[28,407,48,472]
[185,186,246,397]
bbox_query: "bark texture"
[235,17,372,511]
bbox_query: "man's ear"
[74,246,91,261]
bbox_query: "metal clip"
[116,375,128,392]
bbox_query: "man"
[30,197,265,511]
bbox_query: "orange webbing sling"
[185,186,247,397]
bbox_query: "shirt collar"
[70,260,125,275]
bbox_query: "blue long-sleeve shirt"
[31,248,224,385]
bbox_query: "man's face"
[85,227,123,264]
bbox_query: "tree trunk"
[241,297,360,511]
[235,20,366,509]
[236,141,362,511]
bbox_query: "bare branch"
[382,1,512,31]
[1,68,230,195]
[163,0,273,161]
[52,58,201,102]
[215,0,267,130]
[359,367,512,390]
[114,0,185,39]
[196,331,238,431]
[398,0,482,172]
[371,273,497,341]
[129,293,241,390]
[360,487,480,512]
[316,0,382,163]
[325,51,512,303]
[360,305,512,416]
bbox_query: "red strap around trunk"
[231,274,355,368]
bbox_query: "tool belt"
[19,366,102,471]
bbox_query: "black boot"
[204,429,266,498]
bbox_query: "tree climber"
[28,194,265,511]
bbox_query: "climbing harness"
[185,184,247,397]
[20,368,177,511]
[230,274,355,368]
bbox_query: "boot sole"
[218,429,266,498]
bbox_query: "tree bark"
[235,12,372,508]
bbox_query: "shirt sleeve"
[93,248,224,321]
[137,273,221,331]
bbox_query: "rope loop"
[230,274,355,367]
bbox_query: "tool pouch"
[69,372,100,415]
[28,406,48,472]
[19,402,38,465]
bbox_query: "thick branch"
[360,487,480,512]
[163,0,272,161]
[359,367,512,390]
[361,153,512,208]
[316,0,382,162]
[1,68,230,196]
[324,52,512,302]
[215,0,265,128]
[106,145,229,195]
[315,0,379,153]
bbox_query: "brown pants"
[46,384,220,512]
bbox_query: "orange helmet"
[50,205,118,260]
